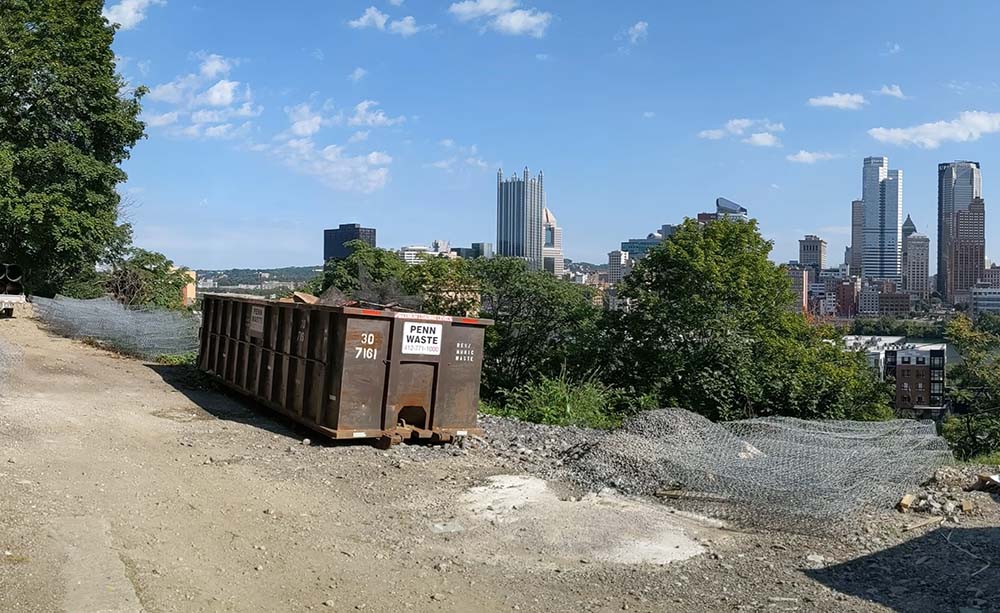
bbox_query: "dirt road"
[1,317,997,612]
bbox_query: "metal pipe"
[4,264,22,282]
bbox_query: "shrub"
[482,374,624,429]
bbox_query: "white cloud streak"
[786,150,842,163]
[448,0,552,38]
[348,67,367,82]
[807,92,868,110]
[348,100,405,127]
[877,84,907,99]
[868,111,1000,149]
[743,132,780,147]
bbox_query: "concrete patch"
[52,517,142,613]
[461,475,708,566]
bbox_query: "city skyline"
[106,1,1000,269]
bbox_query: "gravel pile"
[467,414,605,475]
[898,465,1000,521]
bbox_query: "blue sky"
[106,0,1000,269]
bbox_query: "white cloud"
[431,158,456,171]
[282,103,330,137]
[137,60,151,75]
[698,118,784,141]
[466,157,488,168]
[389,0,404,4]
[273,138,392,193]
[877,84,907,99]
[743,132,781,147]
[198,53,234,78]
[102,0,165,30]
[868,111,1000,149]
[627,21,648,45]
[311,48,325,61]
[491,9,551,37]
[786,150,842,163]
[535,53,550,61]
[808,92,868,110]
[143,111,179,127]
[200,79,241,106]
[348,6,389,30]
[440,138,456,148]
[348,130,370,143]
[883,42,902,55]
[449,0,551,38]
[643,111,655,119]
[204,124,235,139]
[697,128,725,140]
[348,100,405,127]
[189,102,261,124]
[449,0,518,21]
[389,16,433,36]
[348,67,368,82]
[148,73,200,104]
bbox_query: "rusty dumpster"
[198,294,493,444]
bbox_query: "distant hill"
[197,266,322,286]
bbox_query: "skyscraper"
[608,250,631,284]
[542,207,564,277]
[323,223,376,261]
[861,157,903,282]
[905,231,930,300]
[497,167,544,270]
[798,235,827,269]
[850,200,864,276]
[937,161,983,301]
[951,197,986,303]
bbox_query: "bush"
[942,414,1000,461]
[481,374,624,429]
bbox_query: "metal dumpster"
[198,294,493,444]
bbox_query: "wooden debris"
[961,500,975,514]
[903,517,944,532]
[897,494,916,512]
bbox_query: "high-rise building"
[451,242,494,260]
[850,200,864,276]
[324,223,376,261]
[542,207,564,277]
[698,198,749,223]
[861,157,902,282]
[799,235,827,269]
[951,197,986,303]
[497,167,544,270]
[786,267,809,313]
[938,161,984,302]
[904,232,931,300]
[608,250,631,285]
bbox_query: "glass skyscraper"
[937,161,982,300]
[861,156,903,282]
[496,167,544,270]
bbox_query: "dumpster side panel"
[434,323,487,432]
[335,317,390,432]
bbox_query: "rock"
[323,600,336,607]
[430,594,445,601]
[897,494,915,512]
[806,554,827,566]
[302,438,311,446]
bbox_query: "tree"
[0,1,146,296]
[319,241,409,298]
[942,314,1000,459]
[617,218,891,421]
[104,248,192,309]
[472,257,602,401]
[401,256,479,317]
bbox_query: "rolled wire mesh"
[566,409,954,533]
[32,296,199,360]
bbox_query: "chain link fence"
[33,296,199,360]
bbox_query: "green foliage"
[481,373,623,429]
[472,257,602,401]
[103,248,191,309]
[615,218,892,421]
[198,266,321,286]
[0,1,145,296]
[156,352,198,366]
[943,315,1000,459]
[320,240,408,296]
[401,256,479,316]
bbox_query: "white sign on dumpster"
[249,305,265,337]
[401,321,442,355]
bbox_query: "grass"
[155,352,198,366]
[967,451,1000,467]
[481,373,626,429]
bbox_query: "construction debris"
[564,408,953,533]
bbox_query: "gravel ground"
[1,316,999,612]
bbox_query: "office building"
[608,250,632,285]
[451,242,494,260]
[850,200,864,276]
[904,231,931,300]
[620,224,677,262]
[798,235,827,269]
[542,207,565,277]
[971,284,1000,316]
[861,157,903,282]
[835,278,860,318]
[938,161,982,301]
[497,167,544,270]
[324,223,376,261]
[950,197,986,303]
[698,197,749,224]
[787,267,809,313]
[399,241,455,266]
[981,265,1000,287]
[884,344,947,413]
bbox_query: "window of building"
[931,371,943,381]
[931,357,944,367]
[917,395,924,403]
[917,382,924,391]
[901,382,910,391]
[902,369,910,377]
[916,357,926,365]
[931,383,943,394]
[901,356,911,364]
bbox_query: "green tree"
[0,0,145,295]
[104,248,192,309]
[617,218,891,421]
[472,257,602,401]
[401,255,480,317]
[942,314,1000,459]
[320,240,408,297]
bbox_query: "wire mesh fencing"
[566,408,954,534]
[33,296,200,360]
